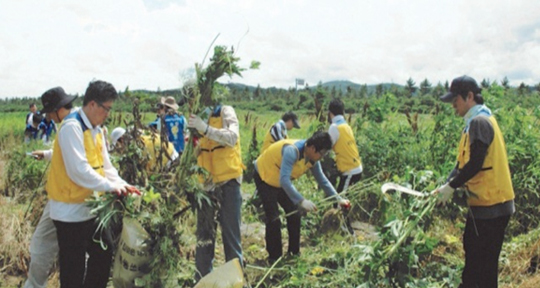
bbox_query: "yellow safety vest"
[261,125,288,153]
[47,112,105,203]
[257,139,313,188]
[333,122,362,173]
[457,115,514,206]
[197,107,244,183]
[142,134,176,171]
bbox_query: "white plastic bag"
[112,217,151,288]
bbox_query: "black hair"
[29,103,36,108]
[458,92,484,105]
[282,111,297,122]
[328,98,344,116]
[473,94,484,104]
[32,113,43,125]
[63,101,74,110]
[306,131,332,152]
[83,80,118,106]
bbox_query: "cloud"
[0,0,539,98]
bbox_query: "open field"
[2,85,540,287]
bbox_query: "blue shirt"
[164,113,186,153]
[38,119,56,141]
[256,139,338,204]
[25,124,40,139]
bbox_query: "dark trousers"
[336,173,362,193]
[254,172,301,261]
[53,218,113,288]
[460,215,510,288]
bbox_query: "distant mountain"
[223,82,283,93]
[321,80,364,91]
[131,80,405,95]
[321,80,403,93]
[223,80,405,94]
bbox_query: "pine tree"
[405,77,416,97]
[481,78,491,89]
[375,84,384,98]
[419,78,432,96]
[501,76,510,90]
[518,82,529,96]
[360,84,368,98]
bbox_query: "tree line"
[2,76,540,114]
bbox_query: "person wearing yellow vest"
[261,111,300,153]
[433,75,515,288]
[187,105,244,281]
[253,131,350,263]
[48,80,139,288]
[24,87,77,288]
[327,98,363,195]
[109,127,179,171]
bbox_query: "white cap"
[110,127,126,147]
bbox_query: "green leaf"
[250,60,261,69]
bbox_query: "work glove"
[338,198,351,210]
[432,183,455,205]
[188,115,208,135]
[30,151,44,160]
[300,199,317,212]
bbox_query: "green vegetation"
[2,75,540,287]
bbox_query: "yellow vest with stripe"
[47,112,105,203]
[142,134,176,171]
[197,107,244,183]
[457,115,514,206]
[261,125,288,153]
[333,122,362,173]
[257,139,313,188]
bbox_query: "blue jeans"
[195,180,243,280]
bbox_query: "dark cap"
[40,87,78,114]
[440,75,482,103]
[282,111,300,129]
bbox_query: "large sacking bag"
[194,258,245,288]
[112,217,151,288]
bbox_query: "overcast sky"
[1,0,539,98]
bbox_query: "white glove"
[300,199,317,212]
[434,183,455,205]
[31,150,45,160]
[338,198,351,209]
[188,115,208,134]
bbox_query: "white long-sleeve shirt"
[200,105,242,191]
[49,109,126,222]
[204,105,239,148]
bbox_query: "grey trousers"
[24,202,59,288]
[195,180,243,280]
